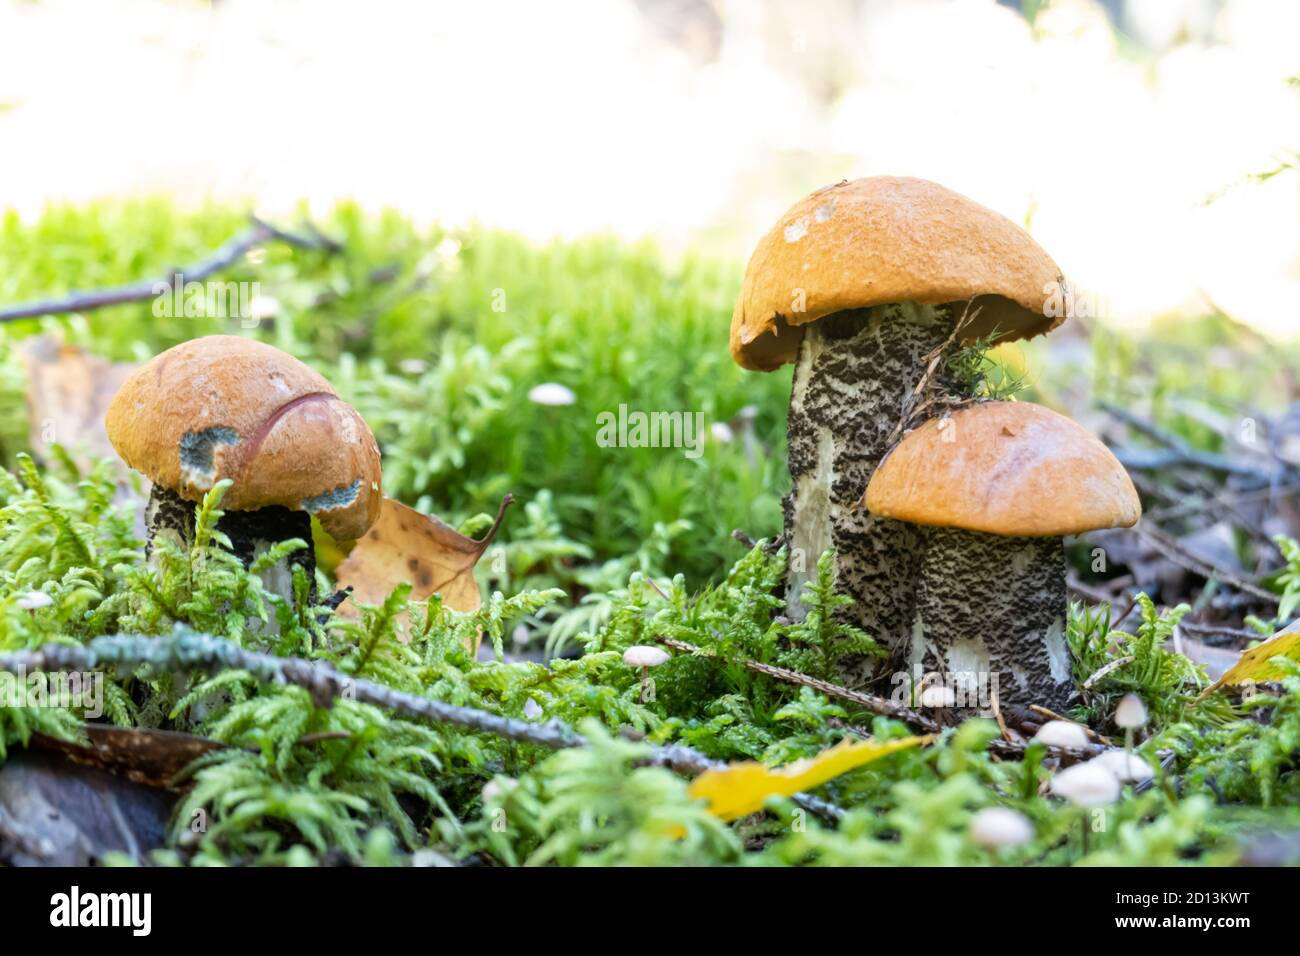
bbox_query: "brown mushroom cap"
[730,177,1066,371]
[864,401,1140,537]
[105,335,382,540]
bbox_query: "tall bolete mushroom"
[864,401,1140,711]
[730,177,1065,679]
[106,335,382,605]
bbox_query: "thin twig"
[652,635,942,733]
[1137,523,1279,604]
[0,216,340,324]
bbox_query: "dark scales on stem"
[145,484,318,605]
[782,302,971,687]
[915,529,1075,714]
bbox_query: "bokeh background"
[2,0,1297,336]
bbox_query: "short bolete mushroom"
[731,177,1065,679]
[865,401,1140,711]
[106,335,382,605]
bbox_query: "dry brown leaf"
[18,334,137,474]
[30,724,225,790]
[334,495,513,643]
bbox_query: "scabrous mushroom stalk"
[914,528,1071,712]
[145,483,318,605]
[783,303,966,684]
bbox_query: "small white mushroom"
[527,383,577,407]
[16,591,54,611]
[522,698,543,720]
[1048,761,1121,807]
[919,683,957,709]
[1114,693,1148,730]
[1032,720,1090,749]
[1089,750,1154,784]
[623,646,670,668]
[969,807,1035,850]
[481,776,515,803]
[623,645,670,702]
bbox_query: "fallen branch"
[0,216,341,324]
[0,629,847,822]
[653,635,943,734]
[1137,522,1280,604]
[1111,446,1273,482]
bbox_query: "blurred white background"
[1,0,1297,335]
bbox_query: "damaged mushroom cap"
[105,335,382,540]
[864,401,1141,538]
[730,177,1066,372]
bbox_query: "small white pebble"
[622,645,670,668]
[528,383,576,406]
[16,591,54,611]
[1032,720,1090,749]
[969,807,1035,849]
[1114,693,1149,730]
[1049,761,1121,808]
[1089,750,1155,784]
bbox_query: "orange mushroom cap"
[864,401,1140,537]
[105,335,382,541]
[730,177,1066,371]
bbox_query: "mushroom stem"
[144,483,318,609]
[783,302,966,684]
[913,528,1074,712]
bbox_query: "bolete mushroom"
[730,177,1065,680]
[864,401,1140,711]
[105,335,382,606]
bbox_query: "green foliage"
[946,335,1026,401]
[1067,596,1228,728]
[0,203,1295,867]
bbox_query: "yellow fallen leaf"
[1197,621,1300,701]
[688,735,932,821]
[335,495,512,647]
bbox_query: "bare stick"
[0,216,340,324]
[653,635,943,733]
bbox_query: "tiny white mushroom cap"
[522,698,544,720]
[709,422,735,444]
[1090,750,1154,784]
[919,684,957,709]
[1032,720,1090,749]
[969,807,1035,849]
[16,591,54,611]
[1114,693,1148,730]
[528,383,577,406]
[1049,761,1121,808]
[623,645,670,668]
[482,777,515,803]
